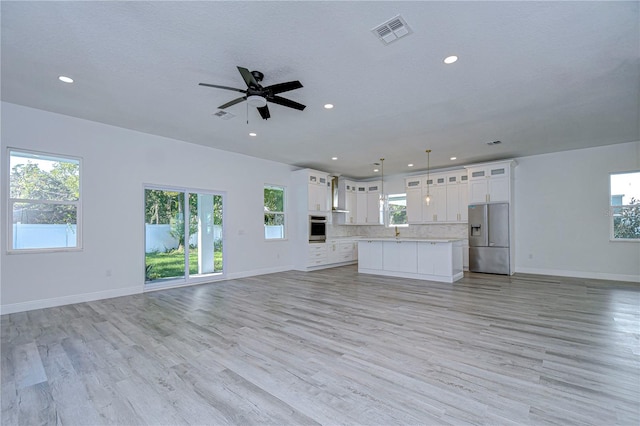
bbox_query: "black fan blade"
[268,95,306,111]
[264,80,303,95]
[237,66,259,88]
[257,105,271,120]
[199,83,246,94]
[218,96,247,109]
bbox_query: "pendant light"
[378,158,388,202]
[425,149,432,206]
[378,158,388,226]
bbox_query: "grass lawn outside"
[146,249,223,281]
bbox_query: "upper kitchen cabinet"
[293,168,331,213]
[335,178,358,225]
[406,173,452,224]
[365,181,383,225]
[307,171,331,212]
[465,160,516,204]
[405,177,423,223]
[422,173,447,223]
[446,171,469,222]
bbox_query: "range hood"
[331,176,349,213]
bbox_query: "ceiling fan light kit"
[247,95,267,108]
[200,66,305,120]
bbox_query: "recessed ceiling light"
[444,55,458,64]
[58,76,74,83]
[450,157,457,160]
[373,168,379,173]
[324,104,334,109]
[331,157,338,160]
[408,164,414,167]
[249,132,257,137]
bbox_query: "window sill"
[7,247,83,255]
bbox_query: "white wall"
[1,102,295,313]
[514,141,640,281]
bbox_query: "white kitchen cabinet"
[417,242,452,277]
[383,241,417,273]
[308,172,330,211]
[307,243,328,267]
[406,187,423,224]
[357,240,383,271]
[335,179,358,225]
[406,172,466,224]
[465,161,512,204]
[327,239,357,264]
[356,185,367,224]
[423,175,447,222]
[365,181,383,225]
[358,238,463,283]
[405,177,423,224]
[338,241,356,262]
[446,171,469,222]
[327,240,340,264]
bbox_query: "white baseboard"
[1,286,142,315]
[515,266,640,283]
[1,266,297,315]
[226,265,294,280]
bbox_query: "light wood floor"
[2,266,639,425]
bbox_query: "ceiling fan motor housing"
[250,70,264,84]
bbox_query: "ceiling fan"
[199,66,305,120]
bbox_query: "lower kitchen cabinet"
[417,242,451,276]
[357,240,383,271]
[298,239,359,271]
[383,241,417,273]
[307,243,328,267]
[358,238,464,283]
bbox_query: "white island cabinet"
[357,238,464,283]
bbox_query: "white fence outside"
[264,225,285,239]
[12,224,77,249]
[145,224,223,253]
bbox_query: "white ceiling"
[2,1,639,179]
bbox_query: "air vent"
[213,110,236,120]
[372,15,412,45]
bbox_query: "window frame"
[7,148,82,254]
[609,170,640,242]
[387,193,409,227]
[143,184,226,288]
[264,184,287,241]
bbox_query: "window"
[388,193,408,226]
[264,185,285,239]
[144,186,224,284]
[9,149,81,251]
[610,171,640,241]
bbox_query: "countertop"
[353,237,464,243]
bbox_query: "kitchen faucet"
[395,226,400,237]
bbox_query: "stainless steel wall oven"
[309,215,327,243]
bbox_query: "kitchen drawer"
[307,256,328,266]
[308,244,327,255]
[339,242,353,253]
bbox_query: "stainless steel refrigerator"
[468,203,510,274]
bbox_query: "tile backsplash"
[327,223,468,239]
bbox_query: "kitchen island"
[357,237,464,283]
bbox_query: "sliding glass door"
[145,186,224,285]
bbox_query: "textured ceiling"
[2,1,639,179]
